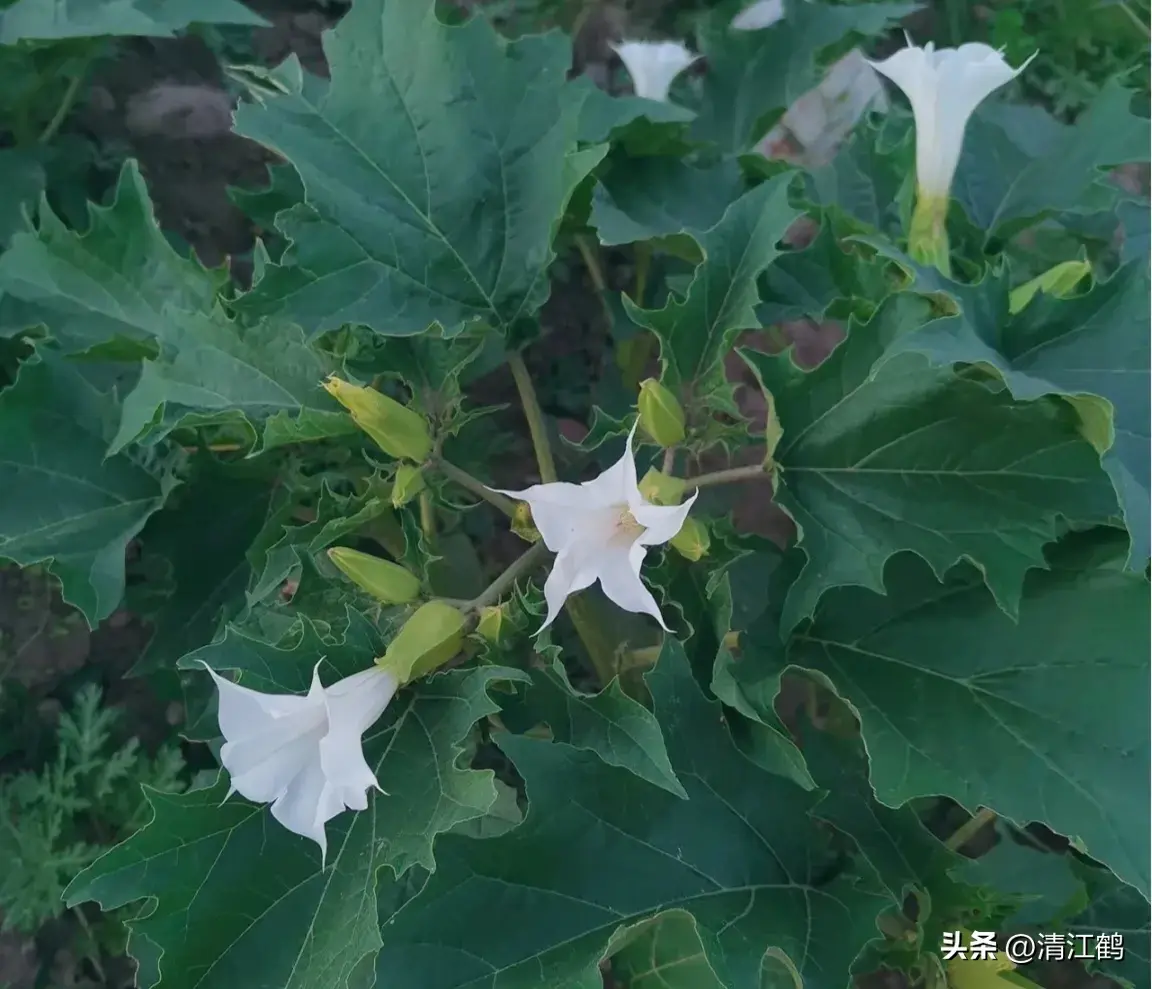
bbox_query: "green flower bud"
[1009,260,1091,314]
[511,501,541,543]
[323,375,433,462]
[327,547,421,604]
[391,463,426,508]
[475,605,505,643]
[638,467,687,507]
[669,516,710,561]
[637,378,686,447]
[377,600,468,684]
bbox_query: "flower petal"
[494,481,609,552]
[578,420,640,509]
[224,723,324,804]
[538,543,599,633]
[596,541,668,630]
[270,755,342,857]
[634,489,699,547]
[203,663,318,741]
[610,40,699,102]
[319,667,398,797]
[869,40,1029,197]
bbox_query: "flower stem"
[39,57,90,145]
[574,234,616,331]
[508,351,557,483]
[682,464,770,488]
[435,459,516,517]
[945,807,997,852]
[566,594,619,688]
[466,541,550,611]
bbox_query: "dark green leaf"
[374,640,889,989]
[590,157,743,247]
[110,308,354,455]
[790,533,1150,896]
[1067,866,1150,989]
[879,258,1150,568]
[624,173,802,397]
[957,827,1085,927]
[741,293,1120,632]
[954,85,1150,238]
[233,0,602,338]
[0,148,44,247]
[0,161,226,355]
[0,352,175,625]
[131,461,276,674]
[0,0,267,42]
[516,659,686,797]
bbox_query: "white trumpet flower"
[610,40,700,103]
[498,424,698,632]
[868,40,1033,273]
[205,663,398,858]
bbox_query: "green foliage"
[0,684,185,933]
[1,0,1148,985]
[0,0,267,43]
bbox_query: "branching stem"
[435,459,516,517]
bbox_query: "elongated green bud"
[327,547,421,604]
[638,467,687,507]
[637,378,686,447]
[391,463,426,508]
[670,517,710,561]
[377,600,468,683]
[1009,260,1091,314]
[323,375,432,462]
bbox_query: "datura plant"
[0,0,1147,986]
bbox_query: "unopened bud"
[637,378,686,447]
[377,600,467,683]
[670,517,710,561]
[511,501,541,543]
[323,375,432,462]
[327,547,421,604]
[638,467,686,507]
[1009,259,1091,314]
[475,605,505,643]
[391,463,426,508]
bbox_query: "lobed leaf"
[743,292,1120,633]
[233,0,602,339]
[0,353,175,624]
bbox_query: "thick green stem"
[682,464,769,488]
[468,541,550,611]
[509,351,557,483]
[566,594,619,688]
[574,233,615,331]
[435,459,516,516]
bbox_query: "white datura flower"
[868,40,1034,200]
[205,663,398,858]
[610,40,700,103]
[498,424,698,632]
